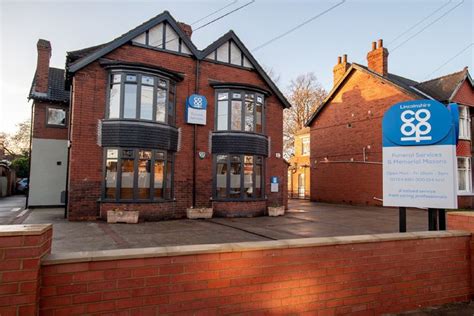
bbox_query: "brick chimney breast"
[35,39,51,94]
[367,39,388,76]
[333,54,351,85]
[177,22,192,38]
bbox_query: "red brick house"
[29,11,289,220]
[306,39,474,208]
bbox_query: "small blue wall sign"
[186,94,208,125]
[271,176,279,192]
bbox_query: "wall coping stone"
[448,211,474,217]
[0,224,52,236]
[41,230,470,266]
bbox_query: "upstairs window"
[301,137,310,156]
[46,107,67,127]
[215,90,264,133]
[107,72,176,125]
[459,105,471,140]
[458,157,472,193]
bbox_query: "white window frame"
[459,105,471,140]
[457,156,472,194]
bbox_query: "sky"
[0,0,472,134]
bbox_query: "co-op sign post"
[382,99,459,232]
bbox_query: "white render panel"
[29,138,68,206]
[165,25,179,52]
[181,43,191,54]
[216,42,229,63]
[230,41,241,65]
[148,23,164,48]
[132,32,146,45]
[243,56,253,69]
[206,52,215,60]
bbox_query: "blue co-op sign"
[186,94,208,125]
[382,100,458,209]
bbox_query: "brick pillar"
[448,212,474,298]
[35,39,51,94]
[0,224,52,315]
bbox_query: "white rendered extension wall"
[28,138,67,206]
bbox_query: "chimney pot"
[367,39,388,76]
[371,42,376,51]
[377,39,383,48]
[343,54,347,63]
[337,56,342,64]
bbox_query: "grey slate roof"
[414,68,470,102]
[29,68,69,104]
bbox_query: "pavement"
[20,199,429,253]
[0,195,28,224]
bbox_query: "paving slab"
[21,199,431,253]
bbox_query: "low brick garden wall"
[1,223,474,315]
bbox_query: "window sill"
[459,137,471,141]
[457,192,474,196]
[99,199,176,204]
[210,197,268,202]
[212,130,267,137]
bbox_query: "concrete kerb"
[41,230,471,266]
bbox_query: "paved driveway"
[22,200,429,253]
[0,195,27,224]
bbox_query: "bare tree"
[284,73,327,159]
[4,119,31,156]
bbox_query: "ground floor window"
[104,148,173,201]
[458,157,472,193]
[214,154,264,199]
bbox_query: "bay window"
[215,90,264,133]
[107,71,176,125]
[104,148,174,201]
[459,105,471,140]
[458,157,472,193]
[214,154,264,199]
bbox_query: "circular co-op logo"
[400,109,432,143]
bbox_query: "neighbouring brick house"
[28,40,69,207]
[288,127,310,199]
[28,11,289,220]
[306,39,474,208]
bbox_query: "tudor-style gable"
[132,20,193,55]
[204,38,253,69]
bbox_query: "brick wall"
[1,225,473,315]
[68,43,287,220]
[32,101,69,140]
[0,224,52,316]
[212,200,267,217]
[38,231,471,315]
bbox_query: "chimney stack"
[177,22,192,38]
[333,54,351,85]
[367,39,388,76]
[35,39,51,94]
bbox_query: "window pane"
[112,74,121,83]
[231,101,242,131]
[156,88,166,122]
[216,155,228,198]
[107,149,118,159]
[230,155,241,198]
[141,76,154,85]
[126,74,137,82]
[154,160,164,199]
[244,155,253,197]
[302,138,310,155]
[140,85,153,120]
[137,150,151,199]
[47,108,66,126]
[168,85,175,125]
[217,100,228,130]
[255,164,262,198]
[124,84,137,118]
[105,156,117,199]
[245,94,254,132]
[108,83,121,119]
[458,170,466,191]
[232,92,241,99]
[256,103,262,133]
[218,93,228,101]
[121,159,134,199]
[165,159,173,199]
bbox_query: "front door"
[298,173,305,198]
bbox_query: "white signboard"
[382,100,459,209]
